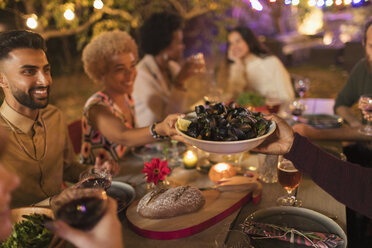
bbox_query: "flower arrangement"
[142,158,171,186]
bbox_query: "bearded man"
[0,30,118,208]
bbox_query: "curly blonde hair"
[82,30,138,83]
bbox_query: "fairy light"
[308,0,317,6]
[353,0,362,4]
[93,0,104,9]
[64,9,75,21]
[251,0,263,11]
[344,0,352,5]
[269,0,277,2]
[316,0,325,7]
[26,14,38,29]
[325,0,333,6]
[284,0,292,4]
[335,0,342,4]
[292,0,300,5]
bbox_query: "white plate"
[107,181,136,213]
[245,206,346,248]
[176,116,276,154]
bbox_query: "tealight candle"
[183,150,198,169]
[208,162,236,183]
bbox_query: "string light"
[250,0,263,11]
[64,9,75,21]
[317,0,325,7]
[284,0,292,4]
[353,0,362,3]
[26,14,38,29]
[269,0,277,2]
[325,0,334,6]
[93,0,104,9]
[292,0,300,5]
[308,0,317,6]
[344,0,352,4]
[335,0,343,4]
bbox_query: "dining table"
[116,147,347,248]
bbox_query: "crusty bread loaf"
[136,186,205,219]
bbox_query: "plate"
[106,181,136,213]
[298,114,343,129]
[244,206,347,248]
[176,117,276,154]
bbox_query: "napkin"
[241,221,344,248]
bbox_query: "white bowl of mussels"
[176,103,276,154]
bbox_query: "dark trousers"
[343,144,372,248]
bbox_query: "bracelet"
[150,122,165,139]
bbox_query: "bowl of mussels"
[176,102,276,154]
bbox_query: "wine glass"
[51,187,108,230]
[294,77,310,99]
[289,99,307,122]
[187,53,206,73]
[358,94,372,135]
[77,168,112,190]
[277,158,303,206]
[265,92,282,114]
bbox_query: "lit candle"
[208,162,236,183]
[183,150,198,169]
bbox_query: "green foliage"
[0,0,236,52]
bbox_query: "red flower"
[142,158,171,186]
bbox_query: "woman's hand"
[50,198,123,248]
[155,114,187,143]
[252,114,295,155]
[292,123,319,139]
[94,157,119,176]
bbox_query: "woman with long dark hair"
[226,26,294,103]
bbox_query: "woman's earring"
[163,53,169,61]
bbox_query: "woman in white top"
[226,27,294,103]
[133,12,201,128]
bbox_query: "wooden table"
[117,152,346,248]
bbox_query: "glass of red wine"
[77,168,112,190]
[51,188,108,230]
[289,99,306,122]
[358,94,372,135]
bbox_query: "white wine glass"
[277,158,302,206]
[289,99,306,122]
[358,94,372,136]
[294,77,310,99]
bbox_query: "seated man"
[0,30,118,208]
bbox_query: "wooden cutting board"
[126,188,259,240]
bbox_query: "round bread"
[136,186,206,219]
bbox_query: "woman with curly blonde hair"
[81,30,183,164]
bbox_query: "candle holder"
[183,149,198,169]
[208,162,236,183]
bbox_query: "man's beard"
[11,86,49,109]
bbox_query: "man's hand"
[94,157,119,176]
[252,114,295,155]
[50,198,123,248]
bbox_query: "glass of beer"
[277,158,302,206]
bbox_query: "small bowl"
[176,119,276,154]
[11,207,53,223]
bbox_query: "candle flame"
[214,162,231,172]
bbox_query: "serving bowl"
[176,119,276,154]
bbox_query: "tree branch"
[41,11,103,40]
[168,0,186,17]
[185,7,210,20]
[101,5,132,21]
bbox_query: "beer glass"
[358,94,372,136]
[277,158,302,206]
